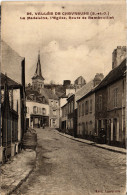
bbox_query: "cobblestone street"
[15,128,126,195]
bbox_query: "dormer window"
[51,101,54,106]
[42,96,46,103]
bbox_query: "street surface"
[15,128,126,195]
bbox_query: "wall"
[13,89,22,141]
[77,93,95,136]
[107,78,126,144]
[1,41,24,84]
[59,98,67,117]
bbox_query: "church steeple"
[35,51,43,77]
[32,51,45,90]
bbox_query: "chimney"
[63,80,71,86]
[51,85,56,94]
[93,73,104,87]
[112,46,126,69]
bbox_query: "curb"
[58,132,126,155]
[8,165,35,195]
[7,152,37,195]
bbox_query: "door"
[113,118,117,142]
[26,118,29,130]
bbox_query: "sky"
[1,0,126,84]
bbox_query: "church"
[26,51,60,129]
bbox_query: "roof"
[95,58,126,91]
[59,92,68,98]
[32,51,44,80]
[1,40,24,84]
[42,88,59,100]
[75,80,94,102]
[26,88,48,104]
[1,73,22,88]
[67,93,74,100]
[77,58,126,102]
[61,102,68,108]
[26,87,59,104]
[56,91,64,98]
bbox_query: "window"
[68,103,71,113]
[79,104,81,117]
[90,99,92,113]
[85,101,89,114]
[33,106,38,114]
[108,87,110,100]
[53,110,56,116]
[42,108,46,115]
[26,107,29,114]
[113,88,118,107]
[71,119,73,128]
[39,107,41,114]
[42,96,46,103]
[89,121,92,125]
[64,106,67,116]
[98,95,102,110]
[51,101,54,106]
[82,103,84,116]
[9,90,13,108]
[53,119,56,124]
[1,90,4,103]
[71,101,74,113]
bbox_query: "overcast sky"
[1,0,126,84]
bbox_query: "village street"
[15,128,126,195]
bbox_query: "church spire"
[32,50,44,81]
[35,50,42,77]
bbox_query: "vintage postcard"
[1,0,126,195]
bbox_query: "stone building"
[77,74,104,138]
[26,89,49,128]
[95,58,126,147]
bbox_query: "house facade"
[1,73,26,163]
[76,73,104,138]
[67,94,75,135]
[77,92,95,139]
[49,98,59,128]
[95,58,126,147]
[61,103,68,132]
[26,97,49,128]
[95,87,108,141]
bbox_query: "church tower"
[32,51,45,91]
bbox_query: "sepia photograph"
[0,0,126,195]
